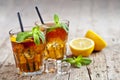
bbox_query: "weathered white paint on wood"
[0,0,120,80]
[69,67,90,80]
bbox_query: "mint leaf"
[33,33,40,44]
[47,14,69,33]
[32,26,45,44]
[32,26,39,34]
[60,23,69,33]
[74,62,82,68]
[32,26,40,44]
[62,55,92,68]
[16,26,45,45]
[75,55,82,62]
[16,32,32,42]
[46,26,57,33]
[62,58,75,64]
[54,14,68,33]
[81,58,92,65]
[39,31,45,43]
[77,55,82,59]
[54,14,59,25]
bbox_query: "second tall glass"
[36,20,69,73]
[37,20,69,60]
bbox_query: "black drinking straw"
[17,12,24,32]
[35,6,44,24]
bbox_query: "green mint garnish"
[75,62,82,68]
[54,14,60,25]
[16,32,33,42]
[33,33,40,44]
[16,26,45,45]
[46,26,57,33]
[47,14,69,33]
[63,55,92,68]
[60,23,69,33]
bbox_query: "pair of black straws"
[17,6,44,32]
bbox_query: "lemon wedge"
[69,38,94,57]
[85,30,107,51]
[10,35,16,42]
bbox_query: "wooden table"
[1,33,120,80]
[0,0,120,80]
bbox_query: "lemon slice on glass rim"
[10,35,16,42]
[69,38,94,57]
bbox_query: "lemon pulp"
[69,38,94,57]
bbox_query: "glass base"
[17,65,44,76]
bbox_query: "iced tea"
[9,27,45,75]
[44,21,69,60]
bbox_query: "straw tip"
[35,6,38,9]
[17,12,20,16]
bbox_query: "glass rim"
[36,19,69,23]
[9,26,33,35]
[35,19,69,29]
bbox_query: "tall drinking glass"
[9,26,46,76]
[36,20,69,60]
[36,20,69,73]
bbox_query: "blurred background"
[0,0,120,45]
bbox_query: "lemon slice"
[69,38,94,57]
[85,30,107,51]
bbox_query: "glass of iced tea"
[35,14,69,73]
[9,26,46,76]
[36,20,69,60]
[45,20,69,60]
[36,20,69,73]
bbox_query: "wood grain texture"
[0,0,120,80]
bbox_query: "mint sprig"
[16,26,45,45]
[47,14,69,33]
[16,31,33,42]
[63,56,92,68]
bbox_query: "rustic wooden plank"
[87,51,108,80]
[0,0,120,80]
[0,64,31,80]
[0,37,11,66]
[69,67,90,80]
[89,0,120,80]
[31,73,69,80]
[104,43,120,80]
[0,37,15,66]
